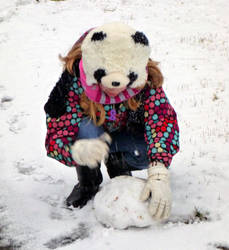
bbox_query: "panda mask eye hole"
[127,72,138,87]
[91,31,107,41]
[94,69,106,83]
[131,31,149,46]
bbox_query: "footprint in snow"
[0,203,23,249]
[44,223,90,249]
[7,112,29,134]
[14,159,64,184]
[0,95,14,111]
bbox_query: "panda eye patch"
[127,72,138,87]
[131,31,149,46]
[91,32,107,41]
[128,72,138,82]
[94,69,106,82]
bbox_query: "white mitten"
[71,133,112,168]
[140,162,171,220]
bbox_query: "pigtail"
[80,92,106,126]
[147,58,163,88]
[127,97,141,111]
[59,43,82,75]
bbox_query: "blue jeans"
[77,118,149,170]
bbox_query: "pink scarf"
[79,59,142,104]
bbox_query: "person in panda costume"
[44,22,179,220]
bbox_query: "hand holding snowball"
[140,162,172,220]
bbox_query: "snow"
[0,0,229,249]
[94,176,156,229]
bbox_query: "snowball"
[93,176,157,229]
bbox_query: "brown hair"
[60,41,163,126]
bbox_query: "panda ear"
[91,31,107,41]
[131,31,149,46]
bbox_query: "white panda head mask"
[81,22,151,91]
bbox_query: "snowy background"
[0,0,229,249]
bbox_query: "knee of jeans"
[77,117,104,140]
[124,155,149,170]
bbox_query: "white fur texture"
[71,133,111,168]
[94,176,157,229]
[81,22,151,88]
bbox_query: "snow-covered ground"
[0,0,229,249]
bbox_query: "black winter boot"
[66,165,103,208]
[106,152,132,179]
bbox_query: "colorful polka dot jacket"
[44,62,179,168]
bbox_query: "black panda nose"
[112,81,120,87]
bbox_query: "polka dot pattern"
[45,72,179,168]
[45,76,84,167]
[144,87,179,167]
